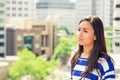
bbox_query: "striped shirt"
[71,55,116,80]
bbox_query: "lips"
[77,38,83,41]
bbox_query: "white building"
[5,0,36,20]
[36,0,76,32]
[75,0,113,29]
[0,0,6,57]
[113,0,120,53]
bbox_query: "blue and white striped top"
[71,56,116,80]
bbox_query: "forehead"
[79,21,93,29]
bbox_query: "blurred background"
[0,0,120,80]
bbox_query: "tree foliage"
[58,26,70,34]
[9,48,58,80]
[53,32,77,61]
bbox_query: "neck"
[81,44,93,58]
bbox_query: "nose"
[77,31,83,37]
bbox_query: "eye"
[84,30,88,32]
[84,30,88,33]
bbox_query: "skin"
[77,21,96,58]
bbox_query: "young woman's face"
[77,21,96,46]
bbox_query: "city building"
[5,0,36,20]
[113,0,120,53]
[6,28,42,56]
[0,1,6,57]
[75,0,113,29]
[6,20,58,58]
[36,0,76,32]
[36,0,114,32]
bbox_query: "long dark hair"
[71,16,108,79]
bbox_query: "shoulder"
[98,54,115,72]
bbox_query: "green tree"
[58,26,70,34]
[53,32,77,65]
[9,48,58,80]
[105,26,113,53]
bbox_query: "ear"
[94,35,96,40]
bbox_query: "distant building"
[36,0,76,32]
[5,0,36,20]
[6,20,58,57]
[75,0,113,29]
[0,1,6,57]
[113,0,120,53]
[6,28,42,56]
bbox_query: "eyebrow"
[78,27,89,30]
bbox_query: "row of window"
[6,1,28,5]
[17,35,41,41]
[6,13,28,17]
[17,43,40,50]
[6,7,28,11]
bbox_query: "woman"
[71,16,115,80]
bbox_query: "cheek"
[86,35,95,41]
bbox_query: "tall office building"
[113,0,120,53]
[36,0,76,32]
[0,1,6,57]
[36,0,113,32]
[5,0,36,20]
[75,0,113,29]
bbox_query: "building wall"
[7,28,42,56]
[36,0,76,32]
[113,0,120,53]
[0,1,6,57]
[6,20,57,57]
[5,0,36,20]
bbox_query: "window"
[33,25,45,30]
[116,4,120,8]
[6,7,10,10]
[12,13,16,17]
[35,44,40,49]
[0,18,4,22]
[18,1,22,4]
[0,53,5,57]
[115,42,120,47]
[114,17,120,21]
[0,27,4,30]
[0,35,4,38]
[18,14,22,17]
[0,3,4,7]
[18,8,22,10]
[12,1,16,4]
[0,42,4,46]
[35,35,40,40]
[6,13,10,16]
[45,35,49,46]
[0,11,4,15]
[17,35,22,41]
[24,14,28,17]
[24,2,28,5]
[41,50,45,55]
[24,8,28,11]
[17,44,22,50]
[12,7,16,10]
